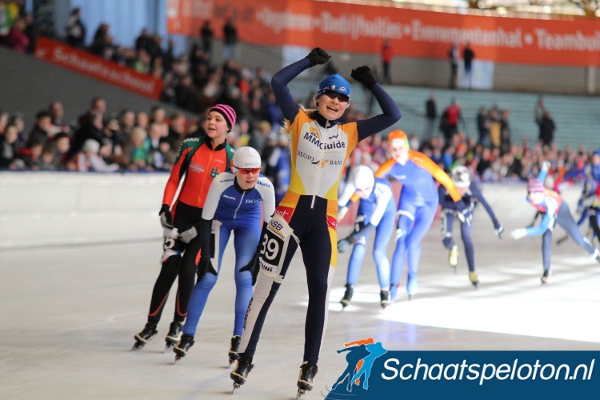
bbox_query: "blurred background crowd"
[0,0,596,190]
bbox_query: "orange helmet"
[387,130,409,148]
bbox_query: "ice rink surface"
[2,212,600,400]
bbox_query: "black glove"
[197,258,217,281]
[351,66,377,89]
[239,252,260,286]
[159,204,173,229]
[307,47,331,66]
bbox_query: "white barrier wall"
[0,172,583,249]
[0,172,169,249]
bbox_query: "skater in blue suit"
[173,147,275,363]
[374,130,469,301]
[336,165,396,308]
[510,161,600,284]
[439,165,503,287]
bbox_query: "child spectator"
[74,139,119,172]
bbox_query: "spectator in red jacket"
[8,17,29,52]
[381,38,393,84]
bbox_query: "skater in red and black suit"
[132,104,236,351]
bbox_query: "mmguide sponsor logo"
[303,131,346,150]
[382,357,595,385]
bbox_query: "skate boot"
[231,355,254,392]
[541,270,551,285]
[448,245,458,273]
[380,289,391,309]
[228,336,241,366]
[132,322,158,350]
[340,284,354,309]
[297,361,318,399]
[173,334,194,362]
[469,272,479,288]
[165,321,182,352]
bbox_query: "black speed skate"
[165,321,182,352]
[541,270,551,285]
[340,284,353,309]
[380,289,391,309]
[173,334,194,363]
[132,322,157,350]
[228,336,241,366]
[296,361,318,399]
[231,355,254,392]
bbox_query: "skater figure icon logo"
[328,338,387,397]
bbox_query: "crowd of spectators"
[0,1,595,192]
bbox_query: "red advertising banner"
[167,0,600,67]
[34,37,163,99]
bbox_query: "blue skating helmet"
[316,73,351,99]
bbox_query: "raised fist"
[307,47,331,66]
[351,66,377,89]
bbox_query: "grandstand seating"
[290,80,600,150]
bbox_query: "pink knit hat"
[527,178,545,193]
[209,104,237,129]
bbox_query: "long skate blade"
[296,389,306,400]
[232,383,240,394]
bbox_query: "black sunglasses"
[322,91,349,102]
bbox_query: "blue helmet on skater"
[316,74,351,99]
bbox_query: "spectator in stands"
[78,96,106,127]
[53,131,70,164]
[462,42,474,89]
[500,109,511,152]
[145,122,163,169]
[149,106,168,137]
[381,38,393,84]
[74,138,119,172]
[0,0,12,45]
[162,39,175,74]
[133,48,151,74]
[37,141,62,171]
[424,93,436,139]
[135,111,148,130]
[538,111,555,147]
[119,109,135,137]
[534,95,545,125]
[7,16,28,52]
[90,22,110,56]
[441,98,461,144]
[476,107,490,146]
[166,110,186,145]
[65,7,85,48]
[122,126,149,171]
[102,114,123,154]
[9,112,25,148]
[448,42,458,89]
[27,110,52,146]
[200,20,213,59]
[0,124,18,168]
[222,18,237,61]
[48,101,69,134]
[12,137,43,170]
[488,106,501,148]
[135,28,151,54]
[67,111,104,161]
[34,0,55,38]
